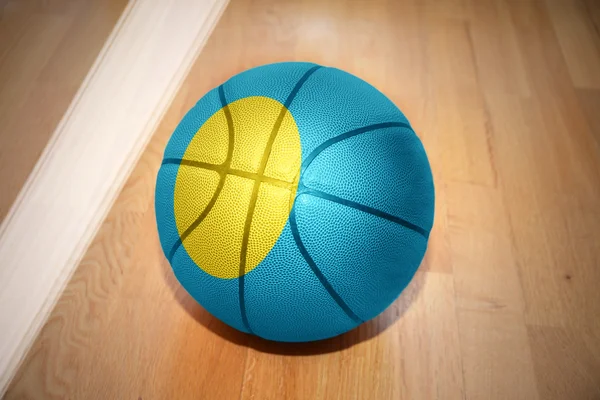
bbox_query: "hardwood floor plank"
[576,88,600,149]
[458,310,539,400]
[545,0,600,89]
[425,18,497,186]
[446,183,525,314]
[527,325,600,399]
[446,182,539,399]
[466,0,530,97]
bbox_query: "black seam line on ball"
[299,188,429,239]
[162,158,294,190]
[238,65,322,335]
[167,84,234,263]
[289,205,363,325]
[300,121,413,174]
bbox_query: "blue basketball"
[155,62,434,342]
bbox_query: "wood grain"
[5,0,600,398]
[0,0,128,222]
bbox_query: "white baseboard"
[0,0,229,393]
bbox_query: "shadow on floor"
[160,246,426,355]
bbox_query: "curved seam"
[300,121,413,175]
[289,120,426,323]
[298,188,429,239]
[167,85,234,261]
[238,65,323,334]
[168,177,224,262]
[238,184,259,334]
[289,205,363,324]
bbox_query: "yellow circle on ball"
[174,96,301,279]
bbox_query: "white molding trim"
[0,0,229,393]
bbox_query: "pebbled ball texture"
[155,62,435,342]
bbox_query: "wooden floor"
[6,0,600,398]
[0,0,128,222]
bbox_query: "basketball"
[155,62,434,342]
